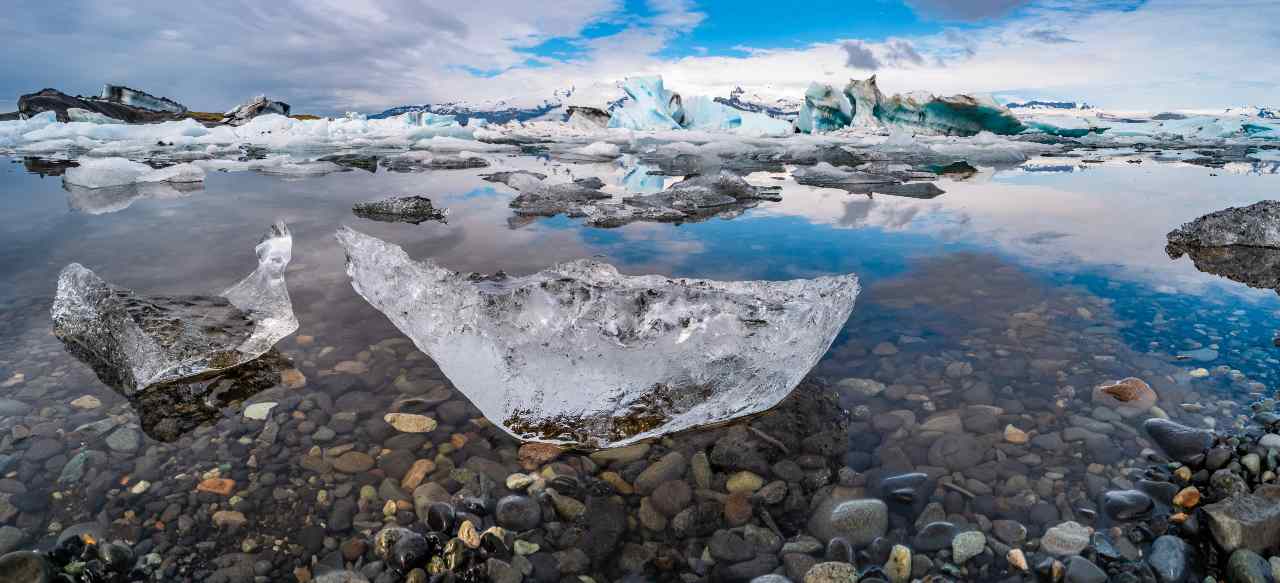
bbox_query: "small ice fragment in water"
[51,222,298,396]
[63,158,206,189]
[352,195,448,224]
[336,227,859,448]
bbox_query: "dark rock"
[927,434,987,470]
[1226,549,1274,583]
[1065,556,1108,583]
[635,452,687,495]
[0,551,54,583]
[1144,419,1213,464]
[913,521,958,552]
[495,495,540,531]
[650,480,692,517]
[1203,485,1280,554]
[1102,489,1155,521]
[709,530,755,562]
[1147,535,1192,583]
[719,555,778,582]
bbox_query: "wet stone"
[1042,521,1092,556]
[334,451,376,474]
[635,451,687,495]
[651,480,692,516]
[1226,549,1272,583]
[1148,535,1192,583]
[1065,556,1108,583]
[1103,489,1155,521]
[1144,418,1213,463]
[804,561,859,583]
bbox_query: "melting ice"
[51,222,298,396]
[336,227,860,448]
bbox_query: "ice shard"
[52,222,298,397]
[336,227,860,448]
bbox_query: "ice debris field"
[4,75,1278,188]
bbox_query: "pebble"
[952,531,986,564]
[825,499,888,547]
[885,544,911,583]
[243,402,277,420]
[212,510,247,529]
[104,427,141,453]
[1004,424,1029,444]
[383,413,437,433]
[1147,535,1191,583]
[1042,521,1092,555]
[804,561,859,583]
[197,478,236,496]
[69,395,101,409]
[634,451,686,495]
[333,451,376,473]
[726,471,764,494]
[495,495,541,531]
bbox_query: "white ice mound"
[336,227,860,448]
[63,157,205,189]
[51,222,297,396]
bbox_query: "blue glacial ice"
[798,76,1026,137]
[608,76,793,136]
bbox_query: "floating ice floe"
[52,222,298,397]
[336,227,859,447]
[498,169,782,227]
[352,195,448,224]
[63,157,206,189]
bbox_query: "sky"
[1,0,1276,115]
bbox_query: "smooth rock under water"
[336,227,859,448]
[1144,418,1213,464]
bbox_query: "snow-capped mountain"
[370,85,628,125]
[713,86,803,120]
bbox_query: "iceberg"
[336,227,859,447]
[608,76,685,131]
[51,222,298,397]
[798,76,1025,136]
[63,158,206,189]
[607,76,793,136]
[796,83,854,134]
[222,95,291,126]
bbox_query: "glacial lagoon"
[2,149,1280,581]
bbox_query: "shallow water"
[1,151,1278,580]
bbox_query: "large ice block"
[336,227,859,448]
[51,222,298,396]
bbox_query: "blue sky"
[1,0,1272,113]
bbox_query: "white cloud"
[1,0,1275,114]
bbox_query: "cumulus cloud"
[904,0,1031,21]
[842,41,882,70]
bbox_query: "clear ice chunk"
[51,222,298,396]
[336,227,859,448]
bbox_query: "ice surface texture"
[51,222,297,396]
[336,227,859,448]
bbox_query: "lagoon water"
[1,151,1278,580]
